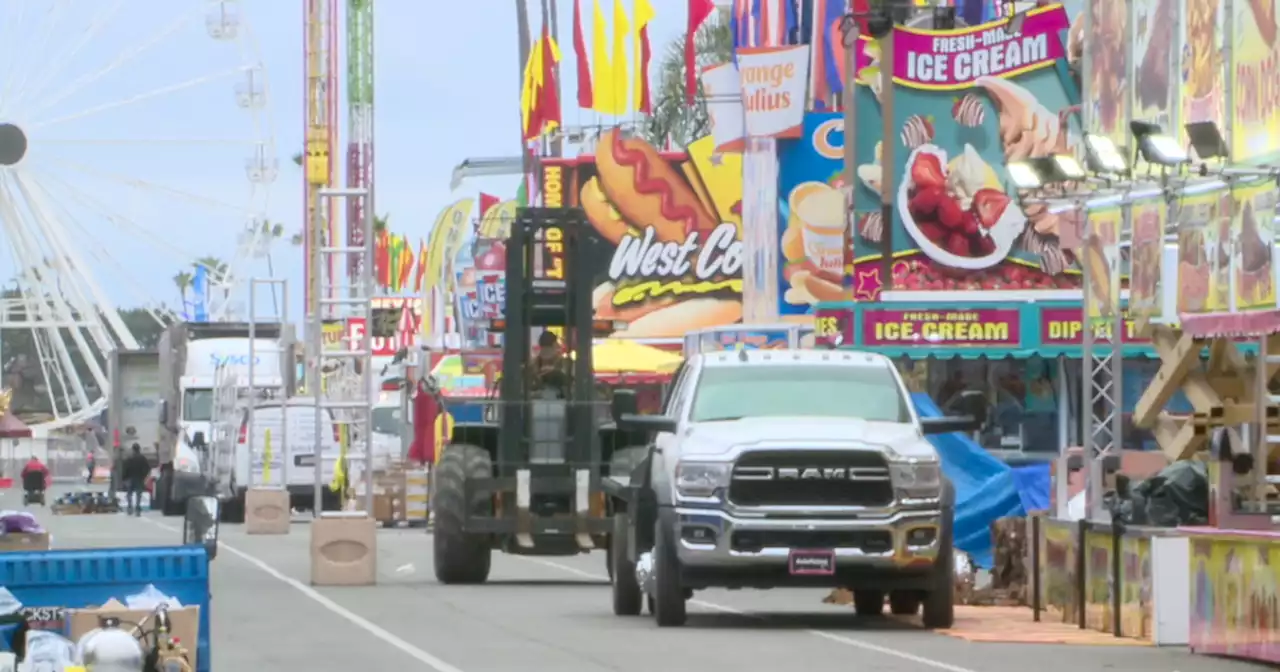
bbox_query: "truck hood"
[679,417,937,460]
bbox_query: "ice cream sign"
[896,9,1069,88]
[861,308,1021,346]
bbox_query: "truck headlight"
[675,462,731,498]
[175,457,200,474]
[890,460,941,498]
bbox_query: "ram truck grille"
[728,450,893,507]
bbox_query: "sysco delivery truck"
[156,322,295,518]
[106,349,162,469]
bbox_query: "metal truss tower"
[346,0,375,286]
[304,0,340,329]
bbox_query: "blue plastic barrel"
[0,545,211,672]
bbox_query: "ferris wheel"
[0,0,276,428]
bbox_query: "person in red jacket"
[20,455,48,491]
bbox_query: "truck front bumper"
[665,505,943,580]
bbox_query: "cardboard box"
[0,532,49,552]
[373,494,404,522]
[67,600,200,671]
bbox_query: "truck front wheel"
[652,521,687,627]
[921,518,956,629]
[159,469,182,517]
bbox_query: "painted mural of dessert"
[1136,0,1175,112]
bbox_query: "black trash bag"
[1131,460,1209,527]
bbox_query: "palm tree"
[640,12,733,149]
[173,271,193,314]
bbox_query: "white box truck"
[106,349,161,485]
[156,322,294,518]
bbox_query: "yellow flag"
[520,37,544,131]
[590,0,618,114]
[633,0,655,112]
[330,424,348,494]
[262,428,273,483]
[611,0,631,114]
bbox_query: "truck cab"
[157,323,293,518]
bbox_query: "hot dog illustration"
[591,128,717,243]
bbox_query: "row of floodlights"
[1007,121,1230,190]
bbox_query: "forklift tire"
[605,446,649,581]
[652,520,687,627]
[431,443,493,585]
[611,513,642,616]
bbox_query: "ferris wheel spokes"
[0,173,101,412]
[15,7,202,122]
[13,170,141,352]
[31,66,249,132]
[0,0,72,118]
[38,156,258,214]
[13,0,127,117]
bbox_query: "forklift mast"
[496,207,606,469]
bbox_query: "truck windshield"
[689,365,911,423]
[371,406,400,435]
[182,389,215,421]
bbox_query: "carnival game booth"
[430,340,682,424]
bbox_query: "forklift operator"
[528,330,569,396]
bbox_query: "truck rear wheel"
[922,514,956,629]
[431,443,492,585]
[853,590,884,616]
[610,513,642,616]
[652,520,686,627]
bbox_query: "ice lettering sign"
[839,5,1081,296]
[895,17,1067,86]
[861,308,1021,347]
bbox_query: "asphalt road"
[20,487,1276,672]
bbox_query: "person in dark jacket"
[121,444,151,516]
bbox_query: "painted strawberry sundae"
[897,144,1025,270]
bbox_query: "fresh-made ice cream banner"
[541,130,744,339]
[829,301,1260,358]
[777,5,1080,311]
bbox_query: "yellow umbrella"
[591,339,682,374]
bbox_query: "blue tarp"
[911,393,1047,569]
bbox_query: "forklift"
[430,207,651,584]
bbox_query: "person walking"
[85,451,95,484]
[121,444,151,516]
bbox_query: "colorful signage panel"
[814,305,855,348]
[1190,534,1280,663]
[1083,207,1122,323]
[1040,307,1151,345]
[1131,0,1176,131]
[1230,0,1280,163]
[1083,0,1129,151]
[1180,0,1227,135]
[1128,198,1166,324]
[545,129,744,339]
[860,308,1021,347]
[1175,187,1229,313]
[1232,180,1278,310]
[778,4,1082,303]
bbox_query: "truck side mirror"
[191,431,207,448]
[611,389,638,422]
[159,400,168,426]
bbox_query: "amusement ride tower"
[303,0,340,321]
[345,0,374,287]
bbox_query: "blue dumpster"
[0,545,211,672]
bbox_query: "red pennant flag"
[479,193,501,218]
[537,22,562,137]
[572,0,593,108]
[686,0,716,104]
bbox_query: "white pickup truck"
[607,349,980,628]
